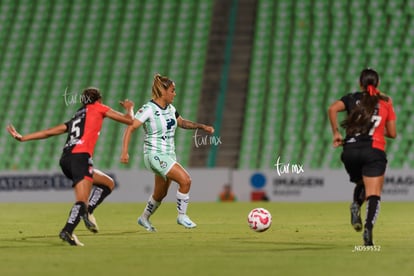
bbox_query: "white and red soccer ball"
[247,208,272,232]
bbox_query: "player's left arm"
[384,99,397,139]
[384,120,397,138]
[105,99,134,125]
[177,116,214,134]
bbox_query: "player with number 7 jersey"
[328,68,397,247]
[340,91,396,151]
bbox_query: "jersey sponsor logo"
[161,135,174,141]
[65,138,81,148]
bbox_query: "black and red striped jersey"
[341,92,396,151]
[62,102,110,156]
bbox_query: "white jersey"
[135,100,178,155]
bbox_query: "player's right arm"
[120,119,143,163]
[327,100,346,147]
[7,123,67,142]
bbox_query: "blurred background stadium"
[0,0,413,172]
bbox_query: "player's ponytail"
[152,73,173,99]
[341,69,388,136]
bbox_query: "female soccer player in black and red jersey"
[328,68,397,246]
[7,87,134,246]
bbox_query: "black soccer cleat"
[59,231,84,246]
[350,202,362,232]
[363,228,373,246]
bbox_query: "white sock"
[142,196,161,219]
[176,191,189,215]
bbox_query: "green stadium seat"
[2,0,414,170]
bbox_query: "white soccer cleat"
[138,216,156,232]
[71,233,85,246]
[88,213,99,232]
[177,214,197,229]
[59,231,85,246]
[83,213,99,233]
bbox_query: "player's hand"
[332,133,343,148]
[119,99,134,110]
[120,152,129,164]
[7,124,23,141]
[203,125,215,134]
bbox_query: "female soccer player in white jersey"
[120,74,214,231]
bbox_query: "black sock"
[353,184,365,206]
[365,195,381,230]
[88,185,112,214]
[62,201,87,234]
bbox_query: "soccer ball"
[247,208,272,232]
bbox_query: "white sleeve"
[134,104,152,123]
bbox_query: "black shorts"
[59,152,94,187]
[341,145,387,183]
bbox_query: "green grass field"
[0,202,413,276]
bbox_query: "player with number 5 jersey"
[120,73,214,232]
[7,87,134,246]
[328,68,397,246]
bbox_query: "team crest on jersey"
[138,105,150,114]
[166,118,175,130]
[154,155,167,169]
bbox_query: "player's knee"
[100,176,115,190]
[180,175,192,189]
[100,175,115,190]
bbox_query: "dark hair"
[341,69,389,135]
[81,87,102,105]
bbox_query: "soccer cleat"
[350,202,362,232]
[363,228,373,246]
[59,231,84,246]
[177,214,197,229]
[138,216,156,232]
[82,213,99,233]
